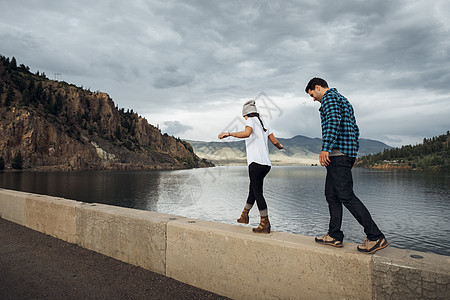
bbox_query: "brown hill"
[0,55,213,171]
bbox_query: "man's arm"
[321,95,341,153]
[319,93,342,166]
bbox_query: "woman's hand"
[218,132,230,139]
[268,134,283,149]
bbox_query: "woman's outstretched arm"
[218,126,252,139]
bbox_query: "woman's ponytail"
[258,115,267,132]
[247,113,267,132]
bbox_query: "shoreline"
[1,161,445,172]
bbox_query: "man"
[305,77,389,254]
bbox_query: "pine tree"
[5,85,14,106]
[115,125,122,140]
[12,151,23,170]
[10,57,17,69]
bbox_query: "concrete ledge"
[0,188,449,299]
[0,188,28,225]
[76,203,176,275]
[25,194,81,244]
[373,247,450,299]
[166,218,373,300]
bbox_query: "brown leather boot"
[253,216,270,233]
[236,208,249,224]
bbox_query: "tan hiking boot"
[315,232,343,247]
[253,216,270,233]
[357,237,389,254]
[236,208,249,224]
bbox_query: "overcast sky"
[1,0,449,147]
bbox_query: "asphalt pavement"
[0,217,229,300]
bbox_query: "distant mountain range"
[187,135,392,165]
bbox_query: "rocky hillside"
[0,55,213,171]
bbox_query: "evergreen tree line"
[1,55,46,78]
[1,55,62,113]
[357,131,450,171]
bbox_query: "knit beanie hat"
[242,100,258,116]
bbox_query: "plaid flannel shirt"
[319,88,360,157]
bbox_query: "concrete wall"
[76,203,170,274]
[1,188,449,299]
[166,218,373,299]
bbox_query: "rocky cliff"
[0,55,213,171]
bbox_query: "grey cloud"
[163,121,193,136]
[270,103,321,139]
[1,0,449,145]
[153,66,194,89]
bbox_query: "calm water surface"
[0,166,449,256]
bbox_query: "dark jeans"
[325,156,384,241]
[246,162,271,211]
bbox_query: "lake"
[0,166,449,256]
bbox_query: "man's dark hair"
[305,77,328,93]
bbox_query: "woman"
[218,100,283,233]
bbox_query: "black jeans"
[246,162,271,212]
[325,156,384,241]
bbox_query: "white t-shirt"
[245,117,273,166]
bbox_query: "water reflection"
[0,167,448,256]
[0,171,162,211]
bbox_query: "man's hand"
[319,151,330,166]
